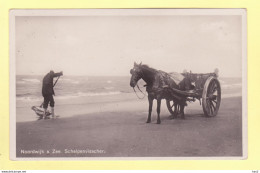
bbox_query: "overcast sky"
[15,11,243,77]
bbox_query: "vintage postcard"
[9,9,247,160]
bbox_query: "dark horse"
[130,62,192,124]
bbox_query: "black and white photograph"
[10,9,247,159]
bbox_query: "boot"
[43,108,47,119]
[51,107,55,118]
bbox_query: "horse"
[130,62,190,124]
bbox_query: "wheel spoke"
[209,81,215,93]
[208,100,215,115]
[211,82,217,94]
[212,85,217,93]
[214,82,220,95]
[209,102,214,115]
[207,82,213,96]
[206,99,211,114]
[211,100,217,107]
[208,81,213,93]
[210,101,216,111]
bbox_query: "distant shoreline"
[15,74,243,79]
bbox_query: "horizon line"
[15,74,242,78]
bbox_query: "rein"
[133,83,146,99]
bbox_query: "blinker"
[130,69,133,74]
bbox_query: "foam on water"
[59,78,80,84]
[55,91,121,100]
[17,91,122,102]
[22,78,41,83]
[16,96,41,102]
[221,83,242,89]
[104,86,114,90]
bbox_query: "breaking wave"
[221,83,242,89]
[16,91,122,102]
[59,78,80,84]
[56,91,121,100]
[21,78,41,83]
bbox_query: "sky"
[15,11,244,77]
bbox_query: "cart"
[166,71,221,117]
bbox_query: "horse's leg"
[157,99,161,124]
[169,103,177,119]
[147,95,153,123]
[173,103,178,119]
[180,104,185,119]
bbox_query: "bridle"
[131,66,147,99]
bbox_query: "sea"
[16,75,133,104]
[16,75,242,106]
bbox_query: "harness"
[132,83,146,99]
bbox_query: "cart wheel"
[166,100,180,115]
[202,76,221,117]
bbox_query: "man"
[42,70,63,119]
[181,69,195,91]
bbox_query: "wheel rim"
[202,77,221,117]
[166,100,180,115]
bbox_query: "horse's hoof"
[146,120,151,123]
[157,120,161,124]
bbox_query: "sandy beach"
[16,95,243,158]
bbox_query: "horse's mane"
[140,64,158,74]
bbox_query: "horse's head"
[130,62,143,87]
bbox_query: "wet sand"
[16,96,243,158]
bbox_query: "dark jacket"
[42,71,62,96]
